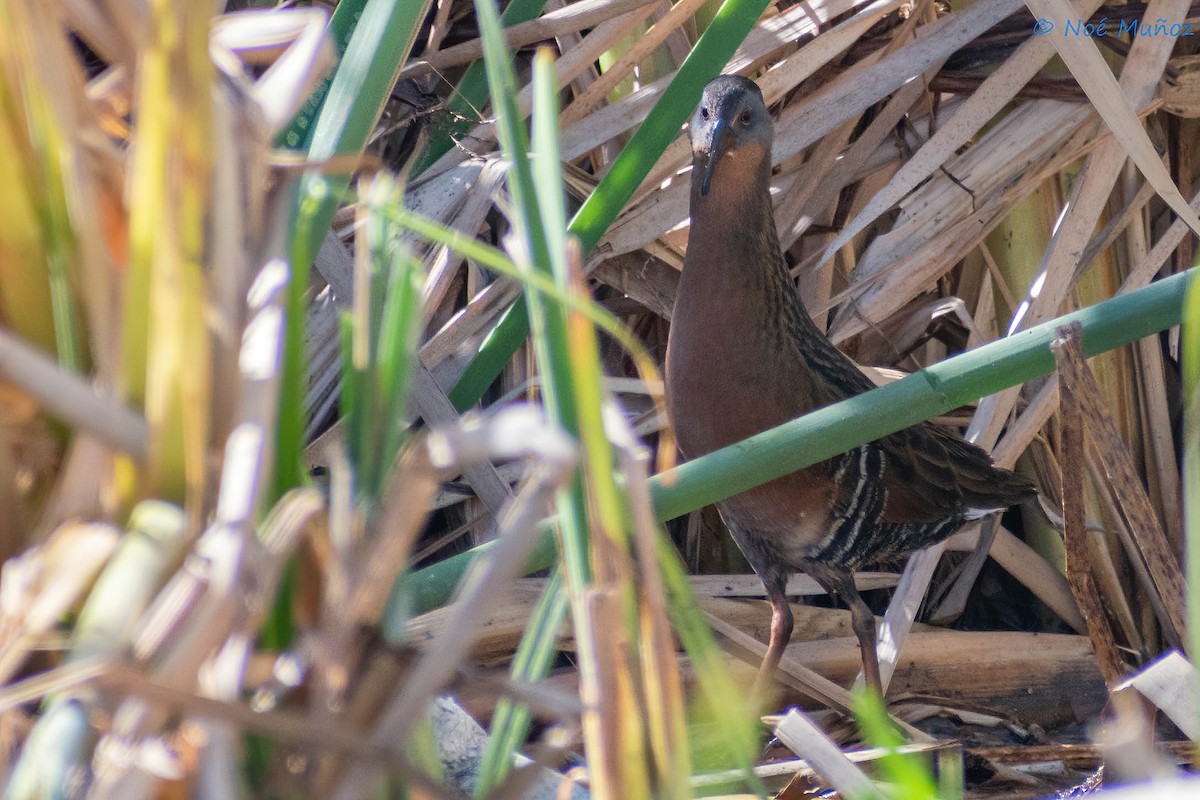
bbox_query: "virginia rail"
[665,75,1035,697]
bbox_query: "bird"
[664,75,1035,698]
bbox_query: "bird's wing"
[876,422,1034,523]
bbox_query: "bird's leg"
[808,565,883,696]
[844,585,882,696]
[751,584,793,702]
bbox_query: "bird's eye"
[700,106,710,120]
[739,108,753,125]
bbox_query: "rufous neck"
[685,147,780,287]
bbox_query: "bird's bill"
[699,117,730,196]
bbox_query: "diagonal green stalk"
[447,0,774,411]
[413,267,1197,606]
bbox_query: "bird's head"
[689,75,772,198]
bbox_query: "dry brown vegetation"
[2,0,1200,797]
[387,0,1199,790]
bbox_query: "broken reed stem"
[1051,321,1189,652]
[1052,322,1127,687]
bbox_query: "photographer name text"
[1032,18,1194,37]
